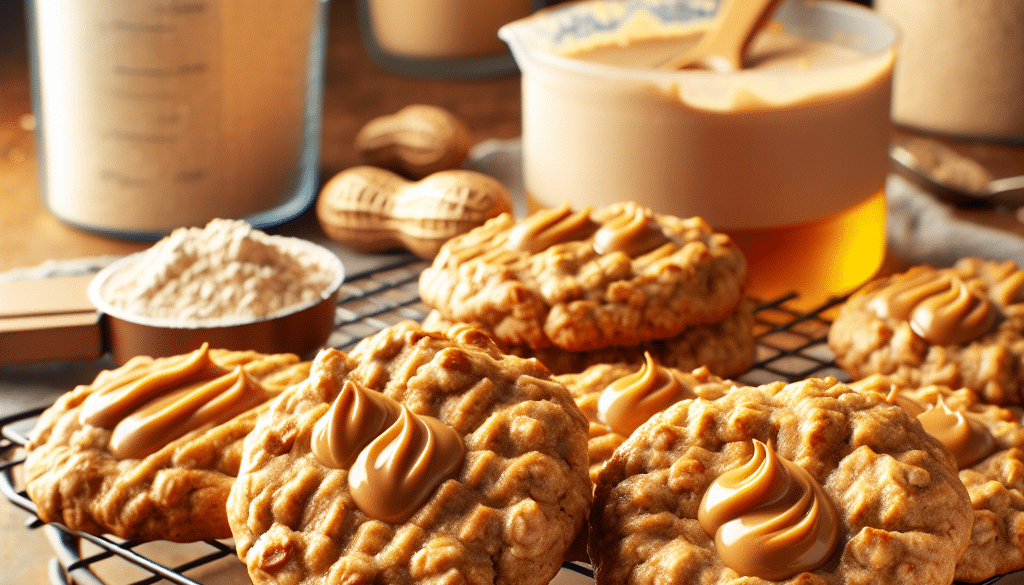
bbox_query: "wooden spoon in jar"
[660,0,784,71]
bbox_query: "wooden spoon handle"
[661,0,783,71]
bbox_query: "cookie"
[418,202,747,352]
[852,375,1024,582]
[554,356,736,483]
[422,299,755,377]
[227,321,591,585]
[23,344,311,542]
[590,377,973,585]
[829,258,1024,405]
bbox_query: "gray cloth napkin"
[886,174,1024,268]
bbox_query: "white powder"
[102,219,336,323]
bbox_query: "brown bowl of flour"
[87,220,345,365]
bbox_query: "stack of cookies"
[23,217,1024,585]
[23,322,594,585]
[418,201,755,377]
[830,257,1024,583]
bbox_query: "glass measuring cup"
[26,0,329,239]
[500,0,899,308]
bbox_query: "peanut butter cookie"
[227,321,591,585]
[23,344,311,542]
[590,377,972,585]
[554,357,736,483]
[418,202,748,352]
[853,375,1024,583]
[422,299,755,377]
[829,258,1024,405]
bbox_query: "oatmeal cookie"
[590,377,972,585]
[829,258,1024,405]
[421,299,755,377]
[418,202,747,352]
[227,321,591,585]
[555,358,736,483]
[853,375,1024,582]
[23,344,310,542]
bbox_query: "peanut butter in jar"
[501,0,899,307]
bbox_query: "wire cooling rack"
[0,256,1007,585]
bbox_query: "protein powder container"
[876,0,1024,142]
[27,0,330,239]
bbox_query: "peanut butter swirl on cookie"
[310,378,466,523]
[868,267,997,345]
[109,366,271,460]
[23,346,310,542]
[698,439,840,581]
[505,204,597,254]
[592,203,669,257]
[830,258,1024,405]
[349,405,465,524]
[596,352,694,436]
[917,398,997,469]
[78,343,281,460]
[311,379,402,469]
[79,343,230,428]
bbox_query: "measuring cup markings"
[96,3,220,193]
[31,0,327,232]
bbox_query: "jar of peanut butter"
[876,0,1024,142]
[501,0,898,308]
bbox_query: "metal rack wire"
[0,257,1008,585]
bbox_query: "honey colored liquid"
[724,189,886,310]
[526,189,885,310]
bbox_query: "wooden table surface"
[2,0,1024,583]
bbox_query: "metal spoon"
[659,0,784,71]
[889,136,1024,207]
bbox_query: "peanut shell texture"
[355,104,473,179]
[316,165,513,260]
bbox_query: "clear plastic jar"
[27,0,330,239]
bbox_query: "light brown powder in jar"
[101,219,336,323]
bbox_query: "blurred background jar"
[876,0,1024,142]
[27,0,330,240]
[358,0,547,78]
